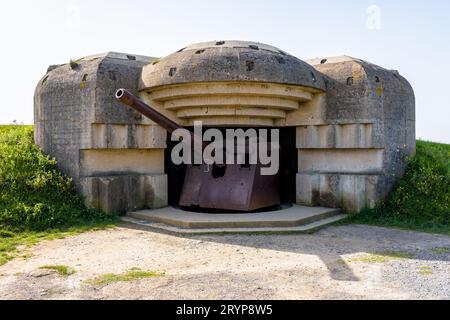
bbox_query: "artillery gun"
[115,88,280,212]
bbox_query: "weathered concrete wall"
[296,56,415,212]
[34,52,168,213]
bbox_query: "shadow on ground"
[121,222,450,283]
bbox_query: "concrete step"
[123,205,347,234]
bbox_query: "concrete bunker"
[34,41,415,221]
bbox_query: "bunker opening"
[165,126,297,213]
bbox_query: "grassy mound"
[350,140,450,235]
[0,126,114,232]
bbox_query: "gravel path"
[0,224,449,300]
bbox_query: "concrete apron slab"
[123,205,347,234]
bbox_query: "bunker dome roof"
[139,40,326,91]
[307,55,414,94]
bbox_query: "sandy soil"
[0,223,449,300]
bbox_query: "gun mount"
[115,88,281,212]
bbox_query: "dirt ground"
[0,223,449,300]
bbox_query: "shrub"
[0,126,112,232]
[355,140,450,233]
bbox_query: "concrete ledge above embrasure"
[80,149,165,177]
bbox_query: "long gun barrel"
[116,88,182,134]
[115,89,206,148]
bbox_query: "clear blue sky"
[1,0,449,143]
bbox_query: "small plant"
[88,268,165,286]
[0,230,14,238]
[349,250,414,264]
[39,265,76,276]
[380,250,415,259]
[418,266,433,276]
[70,59,80,70]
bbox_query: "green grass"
[418,266,433,276]
[346,140,450,235]
[0,125,119,265]
[39,265,76,276]
[87,268,165,286]
[349,250,415,264]
[430,247,449,254]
